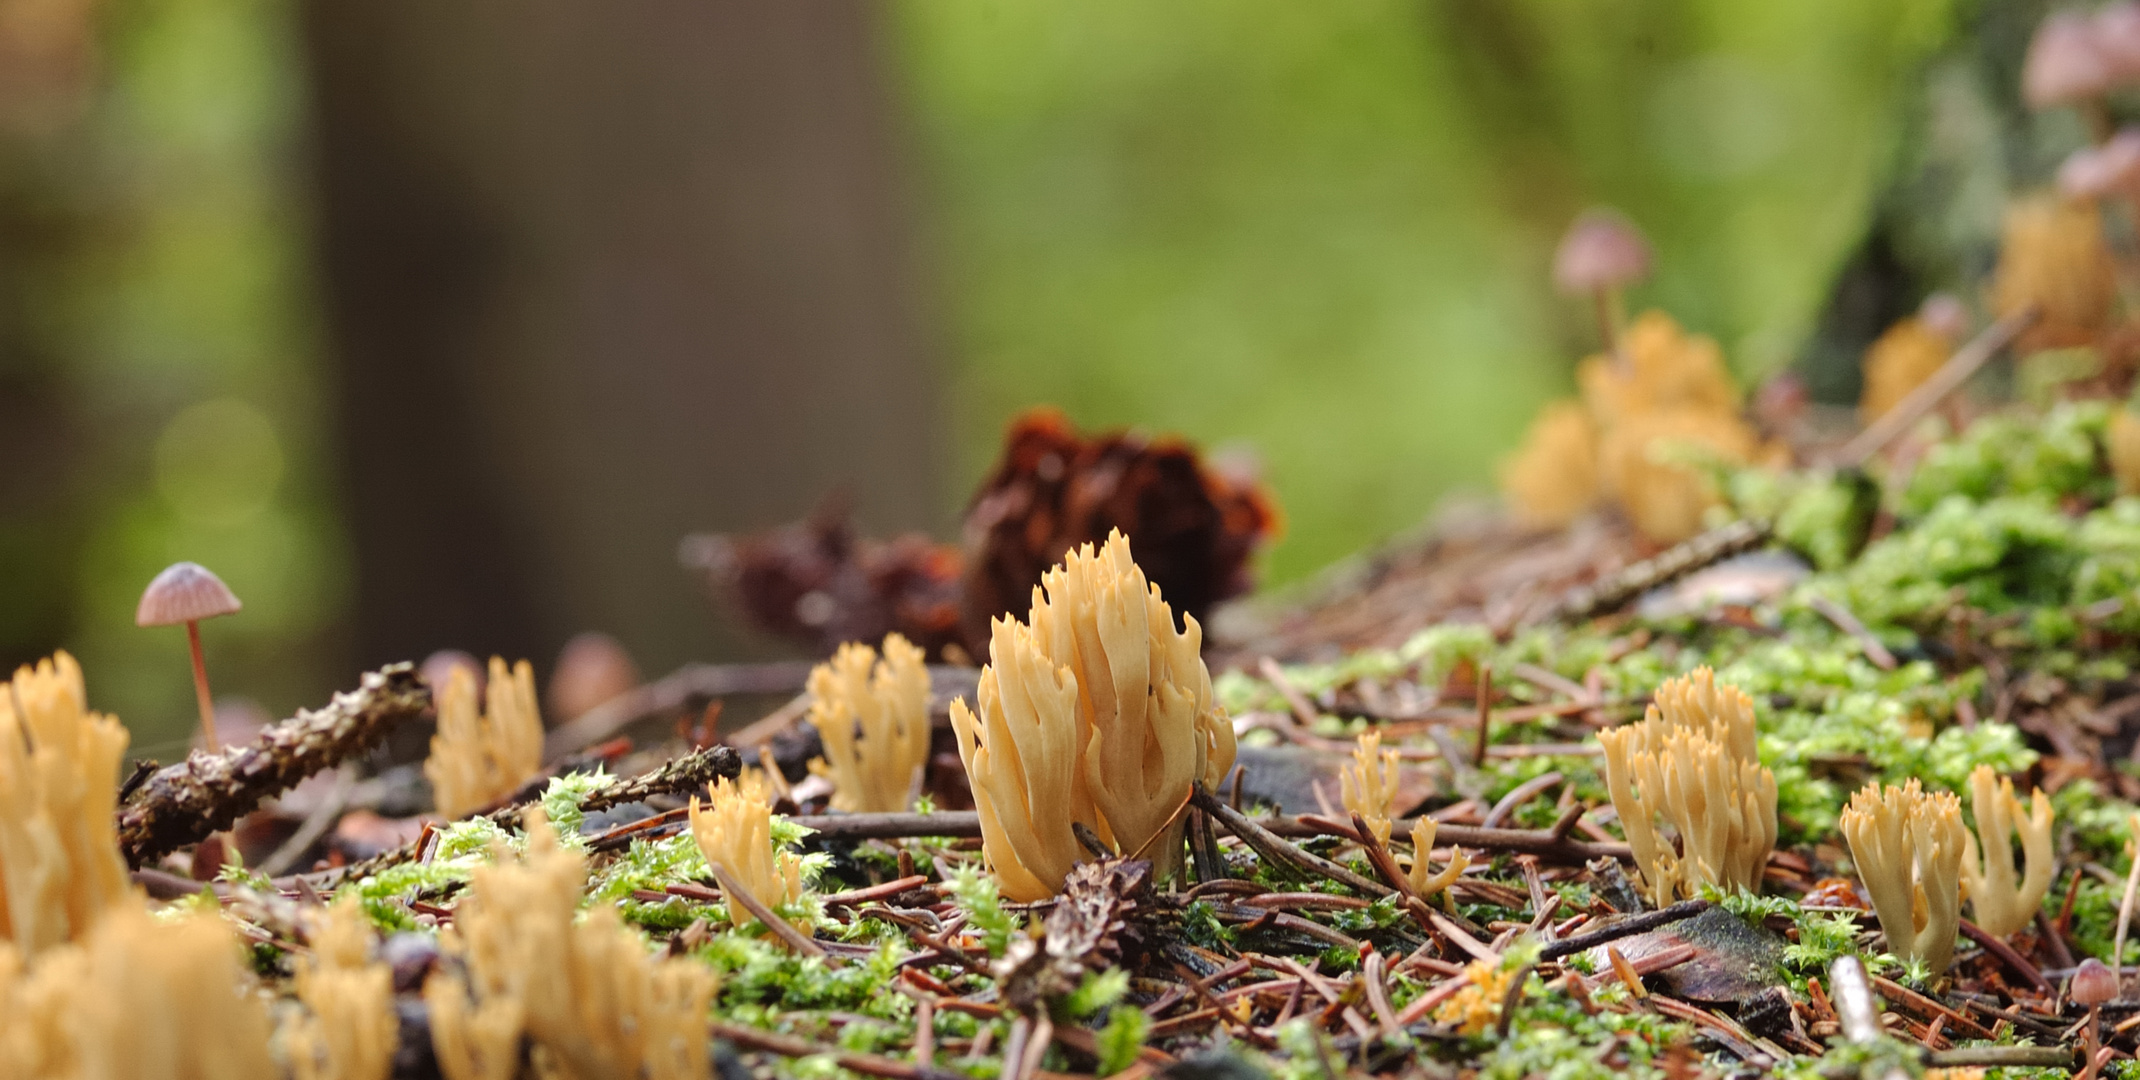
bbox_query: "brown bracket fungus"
[951,530,1236,901]
[1958,764,2054,940]
[1598,667,1777,906]
[425,657,544,820]
[1838,779,1967,975]
[805,633,932,814]
[134,561,242,750]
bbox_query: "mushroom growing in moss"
[950,530,1236,901]
[1598,667,1777,905]
[1553,208,1652,355]
[1838,779,1967,975]
[805,633,932,813]
[1958,765,2054,939]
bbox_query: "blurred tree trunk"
[301,1,944,687]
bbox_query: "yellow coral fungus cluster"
[1,905,278,1079]
[1434,959,1518,1036]
[1959,765,2054,939]
[0,652,134,957]
[1598,667,1777,905]
[806,634,932,813]
[1993,195,2116,351]
[1406,818,1468,900]
[426,808,716,1080]
[951,530,1237,901]
[1839,779,1967,974]
[287,896,397,1080]
[426,657,544,819]
[1859,313,1959,422]
[689,772,807,930]
[1501,312,1762,542]
[1339,729,1400,845]
[2111,405,2140,495]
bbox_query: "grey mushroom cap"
[135,562,243,627]
[1552,208,1652,294]
[2073,957,2120,1005]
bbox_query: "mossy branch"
[116,663,431,867]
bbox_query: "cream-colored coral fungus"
[0,904,278,1079]
[806,634,932,813]
[0,652,134,957]
[427,808,715,1080]
[286,896,397,1080]
[426,657,544,819]
[1406,819,1468,900]
[1499,401,1599,529]
[1839,780,1968,974]
[2111,406,2140,496]
[1992,194,2116,351]
[951,530,1236,901]
[1958,765,2054,939]
[1598,407,1759,545]
[1340,729,1401,845]
[689,772,807,930]
[1598,668,1777,905]
[1576,311,1741,426]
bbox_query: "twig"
[1472,664,1493,768]
[1536,901,1712,960]
[312,745,742,885]
[1546,519,1773,623]
[257,768,356,877]
[1808,595,1899,671]
[117,664,430,867]
[1958,917,2053,994]
[1829,956,1882,1045]
[1831,307,2037,468]
[1926,1046,2074,1068]
[709,1019,968,1080]
[1190,785,1389,897]
[707,862,827,958]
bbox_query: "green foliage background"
[893,0,1955,581]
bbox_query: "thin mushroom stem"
[1593,287,1620,361]
[186,620,218,750]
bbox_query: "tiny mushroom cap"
[2058,129,2140,200]
[135,562,242,627]
[1553,208,1653,295]
[1918,293,1971,342]
[2100,2,2140,84]
[2024,11,2113,109]
[2073,957,2120,1005]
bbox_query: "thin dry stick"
[1190,785,1390,897]
[1808,595,1899,671]
[1831,307,2038,467]
[1472,664,1493,768]
[117,663,431,866]
[542,661,817,761]
[707,861,828,959]
[257,768,356,877]
[2113,815,2140,989]
[709,1019,969,1080]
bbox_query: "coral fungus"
[1993,195,2115,351]
[1958,765,2054,939]
[1839,779,1967,974]
[951,530,1237,901]
[805,634,932,813]
[287,896,397,1080]
[1339,729,1401,845]
[1598,667,1777,905]
[427,808,716,1080]
[689,772,806,930]
[1499,400,1599,529]
[426,657,544,819]
[0,652,133,957]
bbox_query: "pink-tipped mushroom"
[136,562,242,750]
[1553,208,1653,355]
[2025,12,2115,141]
[2099,2,2140,86]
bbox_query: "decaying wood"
[1543,518,1772,624]
[116,663,432,867]
[998,859,1151,1009]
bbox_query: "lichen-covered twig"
[116,664,431,867]
[1544,518,1771,623]
[320,744,742,884]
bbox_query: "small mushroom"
[2024,11,2115,142]
[2073,957,2119,1080]
[1553,208,1653,356]
[135,562,242,751]
[2099,2,2140,87]
[2058,129,2140,202]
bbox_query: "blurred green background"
[0,0,2031,752]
